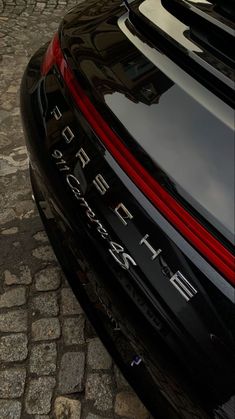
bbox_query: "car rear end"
[20,0,235,418]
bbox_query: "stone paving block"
[62,316,85,345]
[54,396,81,419]
[87,338,112,370]
[0,333,28,362]
[0,368,26,398]
[0,309,27,332]
[86,373,113,411]
[19,264,32,284]
[30,342,57,375]
[58,352,85,394]
[0,286,26,307]
[35,2,45,9]
[32,292,59,316]
[14,199,35,218]
[4,270,18,285]
[0,400,21,419]
[32,245,56,261]
[114,391,149,419]
[1,226,18,234]
[61,288,83,315]
[25,376,55,414]
[32,317,61,341]
[35,266,61,291]
[33,230,48,242]
[0,208,16,224]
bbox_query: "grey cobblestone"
[87,338,112,370]
[86,373,113,411]
[1,226,18,234]
[0,309,27,332]
[0,400,22,419]
[25,376,55,414]
[35,266,61,291]
[32,245,56,262]
[61,288,83,315]
[0,333,28,362]
[33,230,49,242]
[19,265,32,284]
[0,368,26,398]
[0,208,16,224]
[58,352,85,394]
[62,316,85,345]
[4,265,32,285]
[30,342,57,375]
[0,286,26,308]
[14,199,35,218]
[32,292,59,316]
[32,317,61,341]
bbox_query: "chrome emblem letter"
[139,234,162,260]
[62,126,75,144]
[114,203,133,226]
[51,106,62,121]
[93,174,109,195]
[109,241,137,270]
[170,271,197,302]
[76,148,90,168]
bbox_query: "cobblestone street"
[0,1,151,417]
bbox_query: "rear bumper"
[30,166,182,419]
[20,44,235,419]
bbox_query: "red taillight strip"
[42,35,235,285]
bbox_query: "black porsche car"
[20,0,235,417]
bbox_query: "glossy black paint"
[128,0,235,107]
[59,0,235,246]
[21,1,235,418]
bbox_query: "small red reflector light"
[41,34,235,286]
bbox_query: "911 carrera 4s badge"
[52,148,138,271]
[50,107,198,302]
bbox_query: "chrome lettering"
[114,203,133,226]
[66,174,81,192]
[93,174,109,195]
[97,225,109,238]
[55,159,70,172]
[86,207,96,220]
[76,148,90,168]
[170,271,197,302]
[51,150,69,171]
[62,126,75,144]
[139,234,162,260]
[51,106,62,121]
[109,241,137,270]
[52,149,136,271]
[52,149,63,159]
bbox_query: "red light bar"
[42,34,235,285]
